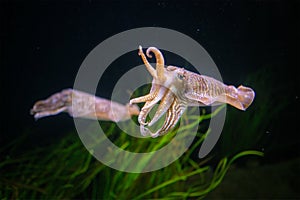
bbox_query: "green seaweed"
[0,103,263,199]
[0,72,271,199]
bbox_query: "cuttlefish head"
[140,46,186,95]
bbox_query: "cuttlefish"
[31,89,140,122]
[130,46,255,138]
[31,46,254,138]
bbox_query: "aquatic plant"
[0,102,263,199]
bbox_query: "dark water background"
[0,0,299,198]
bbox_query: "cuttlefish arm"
[130,46,255,137]
[30,89,139,122]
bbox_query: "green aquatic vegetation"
[0,102,263,199]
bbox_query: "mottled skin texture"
[130,46,255,138]
[31,89,140,122]
[31,46,254,137]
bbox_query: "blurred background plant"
[0,81,265,199]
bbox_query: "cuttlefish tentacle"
[129,85,158,105]
[130,80,159,105]
[130,84,167,109]
[132,46,182,137]
[160,99,187,135]
[140,124,151,136]
[137,86,169,125]
[130,47,162,105]
[142,86,167,109]
[130,46,169,128]
[138,45,157,79]
[146,47,166,82]
[138,101,155,125]
[148,89,174,127]
[130,82,159,125]
[148,98,187,138]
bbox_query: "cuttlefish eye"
[176,68,186,80]
[177,73,184,80]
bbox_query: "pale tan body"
[31,89,139,122]
[31,46,254,136]
[130,46,255,137]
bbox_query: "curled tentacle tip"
[140,126,150,137]
[146,49,153,58]
[140,121,149,126]
[138,45,143,55]
[140,125,159,138]
[150,132,160,138]
[138,118,149,126]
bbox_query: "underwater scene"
[0,1,299,199]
